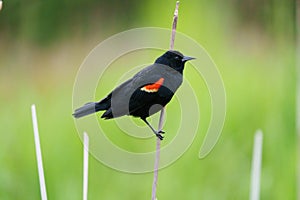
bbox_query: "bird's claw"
[155,133,164,140]
[158,130,165,134]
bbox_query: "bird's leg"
[142,118,164,140]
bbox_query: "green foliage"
[0,0,140,44]
[0,0,296,199]
[0,0,295,44]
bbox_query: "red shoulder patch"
[141,78,164,93]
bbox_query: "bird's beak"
[182,56,196,62]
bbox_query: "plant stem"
[250,130,263,200]
[151,2,180,200]
[170,1,179,50]
[83,132,89,200]
[31,104,48,200]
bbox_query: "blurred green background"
[0,0,296,199]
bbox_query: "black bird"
[73,50,195,140]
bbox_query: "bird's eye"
[175,56,180,60]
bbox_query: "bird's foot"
[155,130,165,140]
[155,133,164,140]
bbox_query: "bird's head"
[155,50,195,73]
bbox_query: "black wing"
[101,63,182,119]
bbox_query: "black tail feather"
[73,102,107,118]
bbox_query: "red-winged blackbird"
[73,50,195,140]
